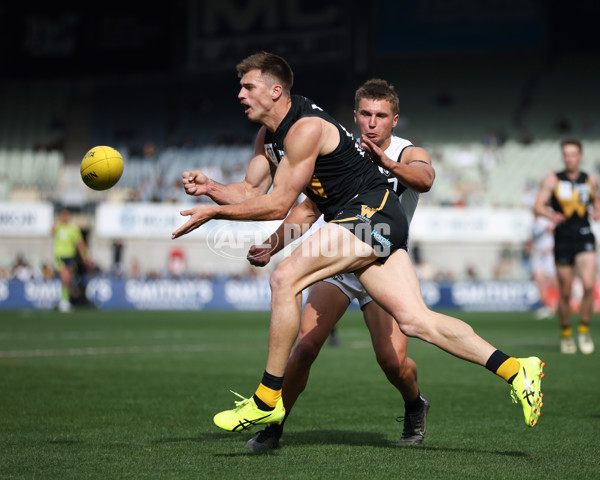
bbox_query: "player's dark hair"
[355,79,400,115]
[561,139,582,152]
[236,51,294,94]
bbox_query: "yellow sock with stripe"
[485,350,520,384]
[252,371,283,411]
[578,323,590,335]
[561,326,573,338]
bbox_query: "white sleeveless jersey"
[375,135,418,224]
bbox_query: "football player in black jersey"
[172,52,545,434]
[534,139,600,354]
[244,79,434,449]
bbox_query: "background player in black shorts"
[534,139,600,354]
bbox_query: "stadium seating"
[1,54,599,207]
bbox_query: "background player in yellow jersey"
[534,139,600,354]
[52,208,90,313]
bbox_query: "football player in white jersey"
[245,79,435,449]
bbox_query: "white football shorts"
[323,272,373,309]
[531,251,556,277]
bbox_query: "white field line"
[0,341,372,359]
[0,344,256,358]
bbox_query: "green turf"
[0,308,598,479]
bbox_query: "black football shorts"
[554,234,596,266]
[329,188,408,262]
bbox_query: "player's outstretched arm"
[172,119,322,239]
[247,197,321,267]
[361,136,434,193]
[181,127,275,205]
[589,172,600,222]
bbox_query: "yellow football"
[80,146,124,190]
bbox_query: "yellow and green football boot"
[510,357,545,427]
[214,391,285,432]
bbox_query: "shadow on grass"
[153,430,389,448]
[152,432,232,444]
[417,446,530,458]
[154,430,530,458]
[282,431,531,458]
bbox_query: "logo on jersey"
[371,229,393,248]
[555,179,592,218]
[306,176,327,198]
[360,205,377,219]
[264,143,285,167]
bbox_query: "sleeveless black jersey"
[263,95,389,221]
[551,170,595,242]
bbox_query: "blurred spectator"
[465,265,479,280]
[434,270,455,282]
[452,146,479,169]
[167,247,187,279]
[164,178,188,203]
[481,128,506,148]
[453,196,467,207]
[493,244,519,279]
[518,130,534,145]
[143,140,157,159]
[411,242,437,280]
[112,240,124,277]
[11,254,37,281]
[41,262,54,281]
[480,146,499,177]
[129,258,142,279]
[553,113,572,134]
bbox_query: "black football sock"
[253,370,284,411]
[485,349,519,384]
[404,392,424,415]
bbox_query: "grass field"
[1,308,598,480]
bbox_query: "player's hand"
[182,170,210,196]
[550,211,566,226]
[82,257,95,270]
[247,244,272,267]
[172,205,216,239]
[360,135,393,170]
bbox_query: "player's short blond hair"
[355,79,399,116]
[561,139,582,153]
